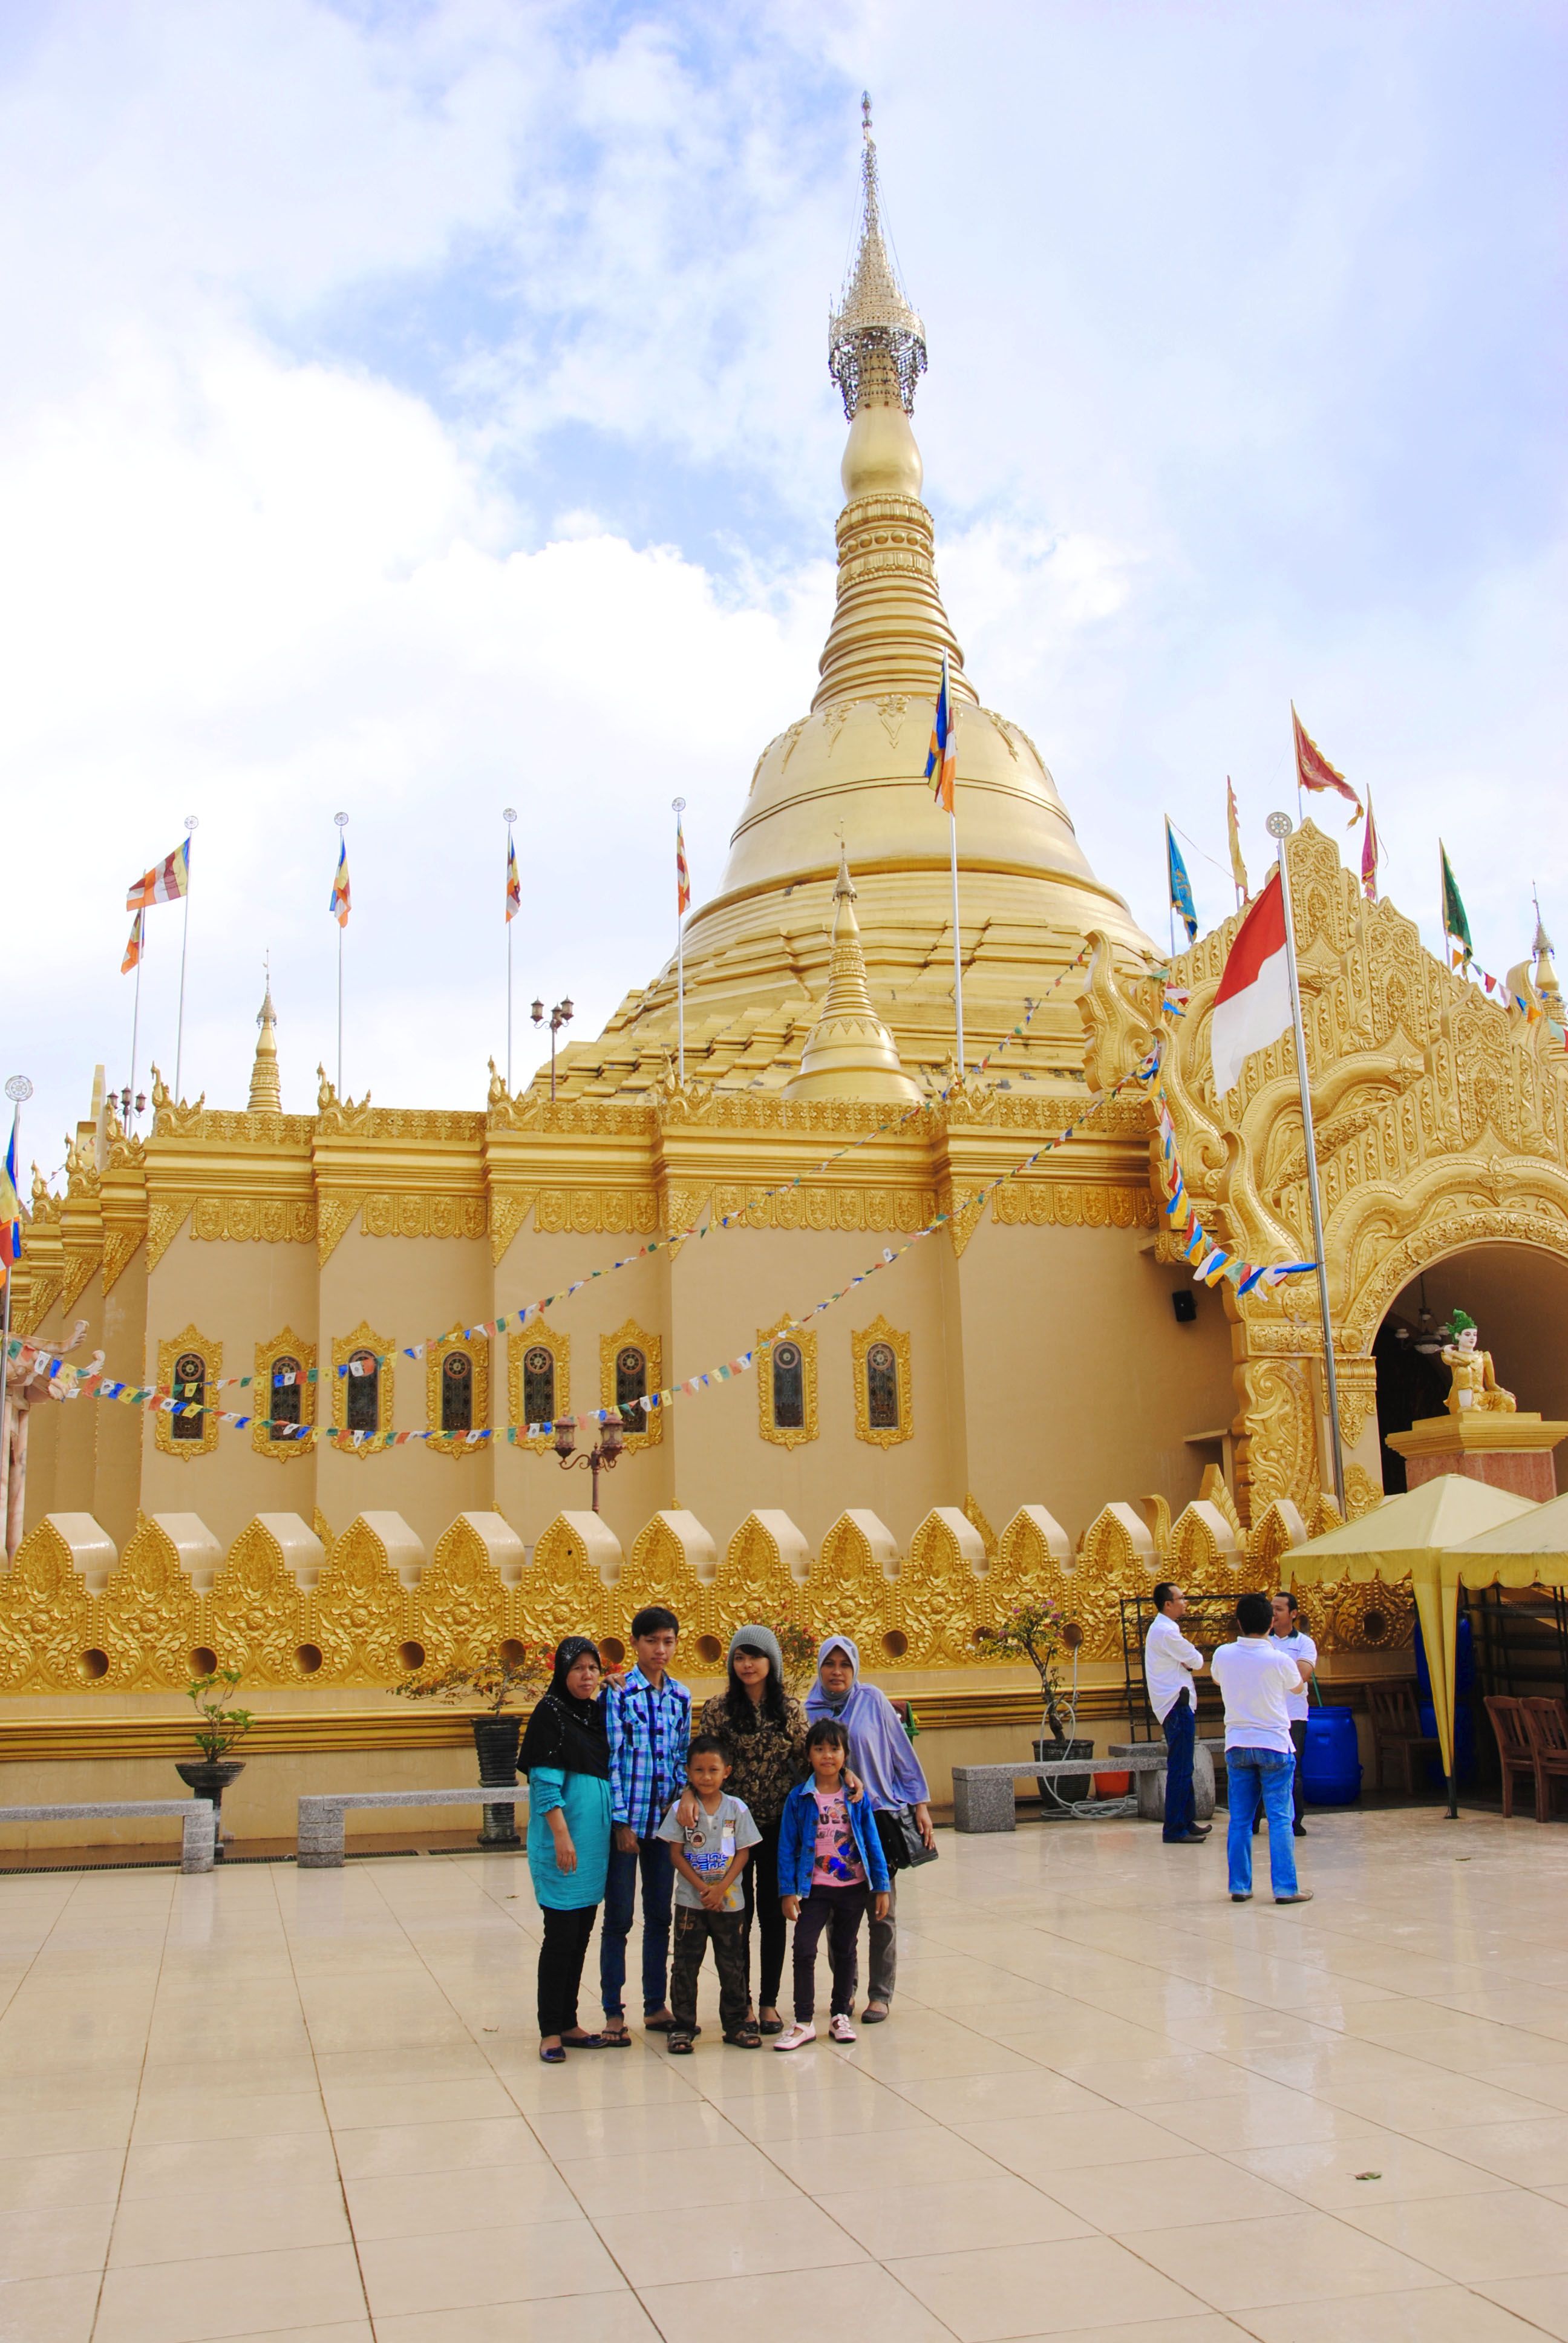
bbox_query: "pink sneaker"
[829,2013,857,2043]
[772,2022,817,2053]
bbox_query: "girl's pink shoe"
[772,2022,817,2053]
[829,2013,857,2043]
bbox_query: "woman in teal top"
[520,1636,613,2061]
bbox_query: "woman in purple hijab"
[806,1634,935,2022]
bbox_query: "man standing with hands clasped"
[1145,1584,1210,1846]
[1213,1591,1313,1906]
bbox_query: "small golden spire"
[785,844,920,1102]
[249,960,281,1113]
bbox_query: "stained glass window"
[522,1344,555,1425]
[172,1351,205,1442]
[345,1349,379,1435]
[772,1340,805,1431]
[616,1344,647,1424]
[866,1340,900,1431]
[270,1356,302,1431]
[441,1350,473,1435]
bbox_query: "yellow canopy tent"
[1284,1475,1539,1810]
[1437,1488,1568,1786]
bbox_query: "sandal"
[667,2033,695,2055]
[725,2026,762,2050]
[560,2030,608,2049]
[645,2016,699,2037]
[599,2020,633,2047]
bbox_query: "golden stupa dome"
[556,101,1151,1103]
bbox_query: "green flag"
[1440,841,1473,965]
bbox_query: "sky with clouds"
[1,0,1562,1181]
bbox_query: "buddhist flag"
[1226,778,1249,899]
[1166,819,1198,946]
[505,833,520,923]
[330,838,350,927]
[121,909,145,974]
[1209,868,1292,1095]
[1292,706,1364,824]
[926,650,956,813]
[0,1124,21,1270]
[675,810,691,914]
[1361,791,1381,903]
[1441,841,1473,966]
[125,839,191,911]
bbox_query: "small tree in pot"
[394,1645,549,1847]
[974,1600,1094,1806]
[176,1669,255,1861]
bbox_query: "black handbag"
[875,1804,939,1873]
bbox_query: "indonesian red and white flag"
[1209,868,1292,1094]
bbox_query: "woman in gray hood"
[696,1625,808,2037]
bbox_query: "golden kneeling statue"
[1442,1310,1516,1415]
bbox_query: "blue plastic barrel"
[1302,1708,1362,1806]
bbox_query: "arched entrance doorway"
[1374,1243,1568,1494]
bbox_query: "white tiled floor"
[5,1810,1568,2339]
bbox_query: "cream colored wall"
[957,1219,1236,1541]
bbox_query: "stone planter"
[472,1714,524,1847]
[174,1760,245,1859]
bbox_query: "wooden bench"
[0,1800,217,1873]
[298,1784,529,1869]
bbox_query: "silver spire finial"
[829,94,926,421]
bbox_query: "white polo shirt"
[1274,1628,1317,1723]
[1145,1611,1204,1723]
[1211,1637,1302,1755]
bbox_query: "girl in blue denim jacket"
[773,1719,890,2050]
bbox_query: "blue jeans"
[600,1834,675,2017]
[1226,1748,1299,1897]
[1162,1697,1197,1841]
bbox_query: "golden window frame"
[155,1323,223,1460]
[507,1321,570,1450]
[851,1315,912,1449]
[331,1320,394,1455]
[757,1319,818,1450]
[426,1326,491,1455]
[599,1317,664,1449]
[252,1327,316,1461]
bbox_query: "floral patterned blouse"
[697,1689,808,1826]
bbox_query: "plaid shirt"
[607,1666,692,1835]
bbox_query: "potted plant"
[394,1645,549,1847]
[750,1614,822,1699]
[974,1600,1094,1807]
[175,1669,255,1861]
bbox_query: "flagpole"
[1267,811,1345,1514]
[673,797,687,1086]
[0,1078,31,1560]
[173,815,198,1101]
[335,811,348,1095]
[503,807,517,1092]
[949,807,964,1076]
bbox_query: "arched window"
[615,1343,647,1423]
[440,1350,473,1435]
[172,1351,206,1442]
[771,1340,805,1432]
[522,1343,556,1425]
[345,1349,380,1435]
[270,1356,302,1433]
[866,1340,900,1432]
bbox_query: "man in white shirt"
[1212,1591,1312,1905]
[1252,1591,1316,1839]
[1144,1584,1210,1846]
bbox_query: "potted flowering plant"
[175,1668,255,1860]
[974,1599,1094,1804]
[394,1645,549,1846]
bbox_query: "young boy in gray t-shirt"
[656,1735,761,2051]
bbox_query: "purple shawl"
[805,1633,929,1812]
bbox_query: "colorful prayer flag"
[676,811,691,915]
[926,651,956,813]
[330,838,350,928]
[125,839,191,911]
[1166,819,1198,946]
[1226,779,1249,900]
[120,909,145,974]
[1360,790,1380,903]
[1440,841,1472,965]
[505,833,520,923]
[1291,706,1364,824]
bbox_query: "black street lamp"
[531,997,573,1101]
[552,1412,624,1512]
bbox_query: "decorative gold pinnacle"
[828,93,927,419]
[785,845,921,1101]
[248,972,282,1114]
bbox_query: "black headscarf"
[517,1636,610,1780]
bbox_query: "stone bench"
[0,1800,217,1873]
[1108,1739,1224,1826]
[298,1784,529,1869]
[952,1754,1166,1833]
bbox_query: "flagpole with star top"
[504,808,519,1090]
[333,813,349,1094]
[673,798,690,1086]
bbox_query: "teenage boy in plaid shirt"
[601,1606,691,2040]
